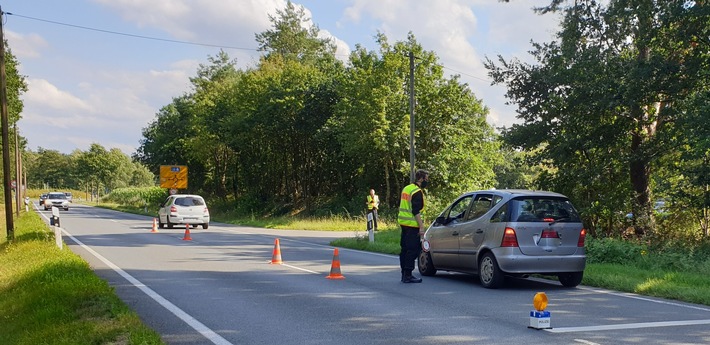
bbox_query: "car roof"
[170,194,205,198]
[459,189,568,198]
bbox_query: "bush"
[104,187,168,208]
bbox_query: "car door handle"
[452,231,459,236]
[475,229,484,234]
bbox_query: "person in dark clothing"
[397,169,429,283]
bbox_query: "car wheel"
[64,207,69,211]
[478,252,505,289]
[166,219,173,229]
[558,271,584,287]
[418,251,437,276]
[158,217,165,229]
[202,223,209,230]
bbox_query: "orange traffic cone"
[182,224,192,241]
[326,248,345,280]
[270,238,283,264]
[151,218,159,233]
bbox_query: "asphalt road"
[36,203,710,345]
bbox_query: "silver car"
[44,192,70,211]
[419,189,586,288]
[158,194,210,229]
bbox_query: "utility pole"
[409,51,415,183]
[0,7,15,240]
[14,124,19,216]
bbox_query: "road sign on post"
[160,165,188,189]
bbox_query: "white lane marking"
[578,286,710,312]
[281,263,320,274]
[574,339,601,345]
[547,319,710,333]
[59,228,233,345]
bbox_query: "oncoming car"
[418,189,586,289]
[158,194,210,229]
[44,192,70,211]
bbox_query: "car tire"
[202,223,209,230]
[558,271,584,287]
[64,207,69,211]
[166,219,173,229]
[158,217,165,229]
[479,252,505,289]
[418,251,437,276]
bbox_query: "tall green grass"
[0,209,164,345]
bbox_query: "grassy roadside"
[93,202,710,306]
[0,208,165,345]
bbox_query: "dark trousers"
[367,208,378,230]
[399,226,421,272]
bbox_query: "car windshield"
[510,196,581,222]
[48,193,67,199]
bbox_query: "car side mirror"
[436,216,448,225]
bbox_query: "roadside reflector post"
[366,212,374,243]
[529,292,551,329]
[51,206,63,250]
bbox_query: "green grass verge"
[0,209,164,345]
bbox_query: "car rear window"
[174,197,205,206]
[509,197,581,222]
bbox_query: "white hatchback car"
[158,194,210,229]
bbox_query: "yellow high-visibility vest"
[398,184,423,227]
[367,195,379,210]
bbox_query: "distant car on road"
[419,189,586,289]
[64,192,73,203]
[39,193,48,205]
[158,194,210,229]
[44,192,70,211]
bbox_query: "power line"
[6,11,493,83]
[5,12,259,52]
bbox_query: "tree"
[255,0,336,62]
[334,33,500,207]
[486,0,710,236]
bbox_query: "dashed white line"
[574,339,601,345]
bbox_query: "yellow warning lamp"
[533,292,548,311]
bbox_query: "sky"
[5,0,563,156]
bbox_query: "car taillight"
[540,229,559,238]
[204,207,209,215]
[577,228,586,247]
[170,206,177,213]
[501,227,519,247]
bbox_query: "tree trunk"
[629,130,654,236]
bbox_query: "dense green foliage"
[486,0,710,240]
[134,2,501,219]
[103,186,168,208]
[23,143,155,195]
[0,209,164,345]
[0,40,28,202]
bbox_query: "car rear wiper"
[548,217,570,225]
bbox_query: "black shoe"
[402,275,422,283]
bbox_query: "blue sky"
[6,0,562,155]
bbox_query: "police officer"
[398,169,429,283]
[366,189,380,231]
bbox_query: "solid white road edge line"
[60,229,234,345]
[547,319,710,333]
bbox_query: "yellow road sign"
[160,165,188,189]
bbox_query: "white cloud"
[5,30,47,59]
[25,78,93,112]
